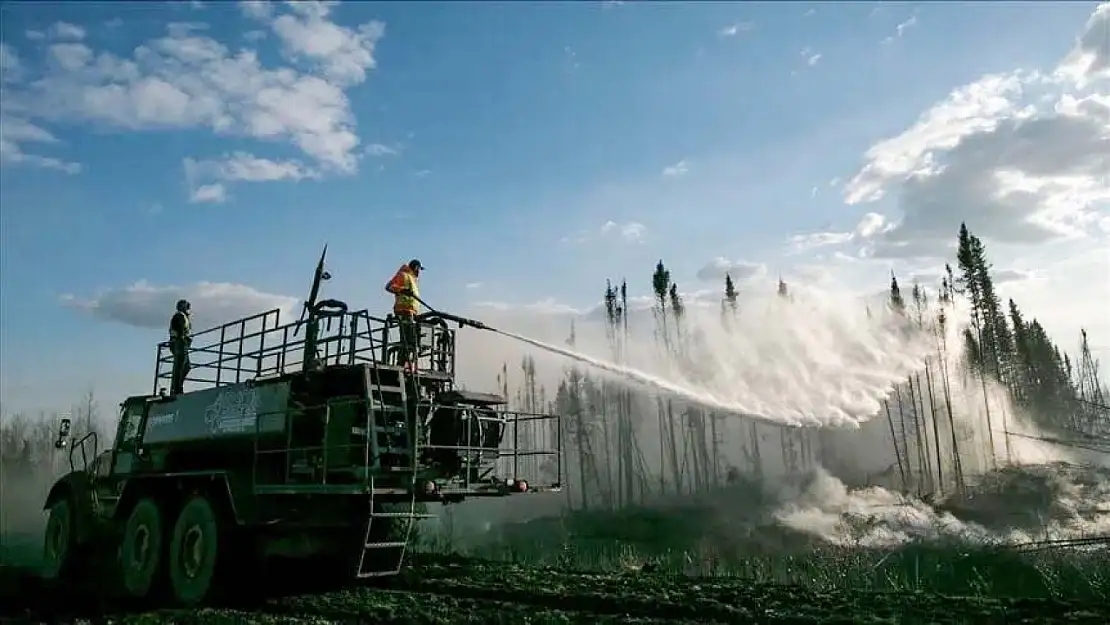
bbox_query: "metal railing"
[153,309,460,394]
[247,395,561,495]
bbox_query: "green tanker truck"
[39,248,562,606]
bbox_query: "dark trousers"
[169,340,191,395]
[396,313,420,367]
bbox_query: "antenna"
[293,244,329,338]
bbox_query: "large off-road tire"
[168,494,222,607]
[40,498,76,582]
[118,498,163,599]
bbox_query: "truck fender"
[42,472,97,545]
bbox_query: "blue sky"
[1,1,1107,414]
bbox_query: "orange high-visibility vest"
[386,264,420,316]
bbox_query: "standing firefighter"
[169,299,192,395]
[385,259,423,369]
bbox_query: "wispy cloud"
[718,22,754,37]
[882,14,918,45]
[365,143,401,157]
[662,159,689,177]
[601,220,648,243]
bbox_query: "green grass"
[414,506,1110,603]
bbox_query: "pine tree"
[1008,299,1031,406]
[652,260,672,349]
[724,273,738,311]
[889,272,906,314]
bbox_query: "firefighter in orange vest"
[385,259,423,369]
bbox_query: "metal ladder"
[368,367,412,463]
[356,364,434,578]
[355,488,434,578]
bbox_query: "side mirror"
[54,418,72,450]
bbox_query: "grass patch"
[414,504,1110,602]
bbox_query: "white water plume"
[467,285,943,429]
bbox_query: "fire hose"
[411,294,494,332]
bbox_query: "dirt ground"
[2,553,1106,625]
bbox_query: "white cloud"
[189,183,227,204]
[184,152,317,202]
[796,47,822,71]
[240,0,273,20]
[718,22,754,37]
[882,14,918,44]
[1056,2,1109,88]
[268,2,385,86]
[465,282,483,290]
[0,116,82,173]
[804,9,816,17]
[695,257,766,282]
[61,280,299,331]
[662,159,689,177]
[185,151,319,186]
[601,220,648,243]
[786,212,895,254]
[49,22,86,41]
[365,142,399,156]
[0,3,387,191]
[838,6,1110,260]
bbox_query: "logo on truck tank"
[204,386,260,434]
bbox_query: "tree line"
[499,223,1109,510]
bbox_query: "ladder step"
[372,512,435,518]
[365,541,407,549]
[371,387,405,395]
[356,569,399,578]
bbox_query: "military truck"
[40,248,562,606]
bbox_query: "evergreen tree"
[1008,299,1031,405]
[668,283,685,320]
[889,272,906,314]
[652,260,672,348]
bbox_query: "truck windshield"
[118,403,143,446]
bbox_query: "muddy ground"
[1,553,1106,625]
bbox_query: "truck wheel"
[119,498,163,599]
[40,498,76,582]
[168,495,221,607]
